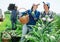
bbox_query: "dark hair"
[31,6,33,11]
[8,4,15,10]
[47,5,50,9]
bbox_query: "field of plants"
[0,13,60,42]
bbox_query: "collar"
[44,11,50,15]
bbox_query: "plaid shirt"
[40,11,54,19]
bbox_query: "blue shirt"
[22,10,40,25]
[11,10,18,20]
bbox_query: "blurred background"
[0,0,60,14]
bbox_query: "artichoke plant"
[23,14,60,42]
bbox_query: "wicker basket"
[19,15,29,24]
[19,8,29,24]
[2,39,10,42]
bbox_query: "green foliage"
[24,14,60,42]
[4,11,10,14]
[0,14,11,32]
[2,31,11,39]
[0,13,60,42]
[56,15,60,29]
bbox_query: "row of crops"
[0,13,60,42]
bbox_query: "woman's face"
[33,5,38,10]
[43,4,49,10]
